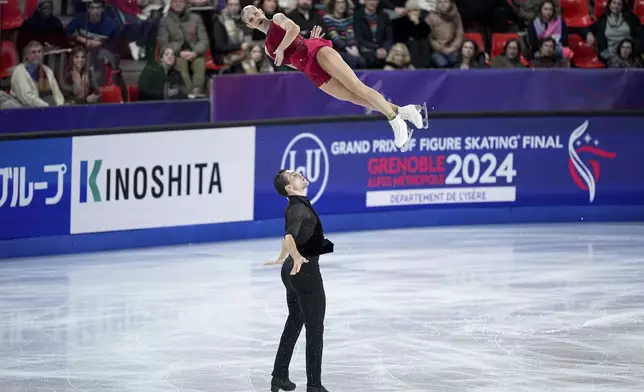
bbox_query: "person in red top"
[241,5,427,151]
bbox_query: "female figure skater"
[241,6,425,150]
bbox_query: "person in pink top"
[241,5,428,152]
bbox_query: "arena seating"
[560,0,593,27]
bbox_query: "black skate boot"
[270,376,296,392]
[306,386,329,392]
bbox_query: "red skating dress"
[264,22,333,87]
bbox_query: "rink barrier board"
[2,205,643,259]
[0,99,211,134]
[210,69,644,122]
[2,69,643,135]
[2,112,644,259]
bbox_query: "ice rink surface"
[1,223,644,392]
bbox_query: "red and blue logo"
[567,121,617,203]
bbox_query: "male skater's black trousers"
[272,255,326,387]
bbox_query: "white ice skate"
[398,103,430,130]
[389,115,413,152]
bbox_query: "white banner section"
[71,127,255,234]
[365,186,517,207]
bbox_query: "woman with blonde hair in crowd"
[10,41,64,108]
[242,44,277,73]
[61,46,102,104]
[384,42,415,69]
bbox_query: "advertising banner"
[70,127,256,234]
[0,138,73,240]
[253,117,644,220]
[212,69,644,122]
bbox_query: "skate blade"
[399,128,414,152]
[414,102,430,129]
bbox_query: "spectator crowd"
[1,0,643,108]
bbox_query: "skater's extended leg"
[316,50,410,148]
[316,47,396,120]
[289,257,326,388]
[319,77,424,146]
[319,78,398,113]
[271,257,303,390]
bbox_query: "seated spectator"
[607,37,644,67]
[392,0,432,68]
[61,46,102,104]
[531,37,570,67]
[491,38,526,67]
[138,45,189,100]
[253,0,282,40]
[214,0,251,70]
[65,0,121,87]
[323,0,366,69]
[242,43,277,73]
[454,39,489,68]
[585,0,644,62]
[527,1,570,59]
[10,41,64,108]
[354,0,394,68]
[287,0,324,38]
[427,0,463,68]
[157,0,209,96]
[384,42,415,69]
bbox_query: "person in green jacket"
[137,45,189,101]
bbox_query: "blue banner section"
[213,69,644,122]
[0,100,210,134]
[0,138,73,240]
[253,117,644,220]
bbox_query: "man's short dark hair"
[540,37,556,47]
[274,169,290,197]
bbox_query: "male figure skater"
[265,169,334,392]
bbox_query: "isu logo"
[568,121,617,203]
[281,133,329,205]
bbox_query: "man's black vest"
[286,195,334,257]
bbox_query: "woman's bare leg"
[319,78,398,113]
[318,76,410,149]
[316,47,425,131]
[316,47,397,120]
